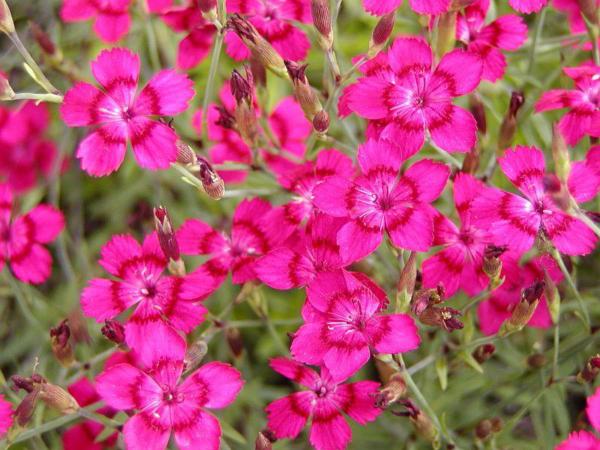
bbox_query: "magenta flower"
[477,253,562,335]
[80,232,209,360]
[159,0,216,70]
[0,184,64,285]
[456,0,528,82]
[177,198,282,292]
[557,386,600,449]
[96,337,244,450]
[0,394,12,438]
[509,0,547,13]
[472,146,597,255]
[363,0,451,15]
[291,270,420,380]
[255,213,348,290]
[60,0,132,43]
[554,0,600,34]
[266,357,381,450]
[313,139,450,262]
[422,173,491,298]
[344,37,483,155]
[225,0,312,62]
[535,64,600,146]
[61,48,195,176]
[0,102,59,193]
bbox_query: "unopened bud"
[184,340,209,374]
[0,0,15,34]
[499,281,544,335]
[577,355,600,383]
[469,94,487,135]
[475,419,493,440]
[226,327,244,358]
[0,70,14,100]
[577,0,598,23]
[498,91,525,153]
[369,12,395,57]
[227,15,288,78]
[435,12,457,57]
[483,245,507,289]
[394,400,438,444]
[286,61,324,121]
[102,320,126,346]
[472,344,495,364]
[311,0,333,50]
[15,391,38,427]
[543,269,560,324]
[552,124,571,184]
[154,206,180,261]
[50,320,74,367]
[527,353,547,368]
[215,105,236,130]
[313,110,330,134]
[38,383,80,415]
[397,252,418,308]
[231,68,254,105]
[249,54,267,87]
[374,373,406,409]
[30,22,57,56]
[198,157,225,200]
[176,140,198,165]
[461,147,480,174]
[231,69,259,146]
[255,429,277,450]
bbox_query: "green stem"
[226,318,302,328]
[3,271,44,330]
[551,248,590,331]
[583,16,600,66]
[8,32,59,95]
[5,92,63,103]
[526,7,547,75]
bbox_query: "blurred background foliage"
[1,0,600,449]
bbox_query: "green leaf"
[220,420,247,445]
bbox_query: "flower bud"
[368,12,395,57]
[374,373,406,409]
[215,105,237,130]
[0,70,14,100]
[311,0,333,50]
[101,319,126,346]
[543,269,560,324]
[313,110,330,134]
[552,124,571,184]
[50,320,75,367]
[154,206,180,262]
[475,419,493,440]
[461,147,480,174]
[30,21,58,56]
[39,383,80,415]
[499,281,544,335]
[184,340,209,374]
[176,140,198,165]
[472,344,495,364]
[226,327,244,358]
[394,400,439,445]
[577,355,600,383]
[396,252,417,312]
[231,69,259,146]
[198,157,225,200]
[469,93,487,135]
[15,391,38,427]
[249,54,267,88]
[435,12,457,58]
[227,15,288,78]
[497,91,525,153]
[0,0,15,34]
[285,61,324,121]
[255,429,277,450]
[483,245,507,289]
[527,353,547,368]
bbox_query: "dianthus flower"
[363,0,450,15]
[509,0,547,13]
[557,386,600,449]
[0,394,12,438]
[60,0,132,43]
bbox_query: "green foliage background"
[1,0,600,449]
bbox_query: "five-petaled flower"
[60,0,132,43]
[61,48,195,176]
[362,0,450,15]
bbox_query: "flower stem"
[526,7,547,74]
[8,32,60,95]
[6,92,63,103]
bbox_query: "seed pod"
[176,140,198,165]
[102,320,126,346]
[50,320,75,367]
[0,0,15,34]
[311,0,333,50]
[369,12,395,57]
[38,383,80,415]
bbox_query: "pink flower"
[80,232,209,361]
[61,48,195,176]
[509,0,547,13]
[225,0,312,62]
[159,1,216,69]
[477,253,562,335]
[291,270,420,380]
[313,139,450,262]
[177,198,282,292]
[535,64,600,146]
[363,0,451,15]
[60,0,132,43]
[456,0,528,82]
[0,102,60,193]
[472,146,597,255]
[553,0,600,34]
[0,184,64,284]
[255,213,348,289]
[422,173,491,298]
[96,337,244,450]
[266,357,381,450]
[0,394,13,438]
[557,386,600,449]
[345,37,483,155]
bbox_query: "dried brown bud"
[226,327,244,358]
[419,306,464,332]
[154,206,180,261]
[498,91,525,152]
[472,344,495,364]
[311,0,333,49]
[374,373,406,409]
[176,140,198,165]
[370,12,395,56]
[255,429,277,450]
[227,15,287,78]
[313,110,330,134]
[50,320,75,367]
[102,319,126,345]
[30,22,57,55]
[198,157,225,200]
[184,340,209,374]
[0,0,15,34]
[577,355,600,383]
[38,383,80,415]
